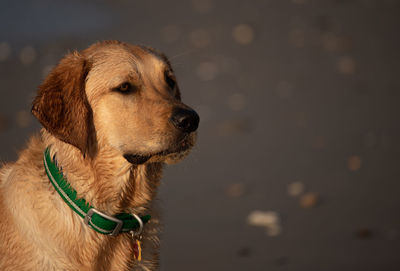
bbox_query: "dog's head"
[32,41,199,164]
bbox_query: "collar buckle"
[84,208,123,236]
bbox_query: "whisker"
[168,49,195,62]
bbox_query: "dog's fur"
[0,41,198,271]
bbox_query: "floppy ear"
[32,51,97,157]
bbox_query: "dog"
[0,40,199,271]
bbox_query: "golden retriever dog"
[0,40,199,271]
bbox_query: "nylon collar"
[43,147,150,236]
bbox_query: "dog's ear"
[32,51,96,157]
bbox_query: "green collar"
[43,147,150,236]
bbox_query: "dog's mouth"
[123,136,194,165]
[123,154,152,164]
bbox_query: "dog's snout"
[170,108,200,133]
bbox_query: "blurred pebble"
[313,136,327,149]
[337,56,356,74]
[289,29,305,48]
[237,247,252,257]
[364,132,376,148]
[161,24,181,43]
[288,181,304,197]
[247,210,281,236]
[227,93,246,111]
[194,104,211,123]
[276,81,293,99]
[248,210,279,226]
[321,32,338,51]
[192,0,213,13]
[218,119,252,136]
[347,155,362,171]
[232,24,255,45]
[16,110,32,128]
[189,28,211,48]
[196,61,219,81]
[42,64,54,79]
[356,228,373,239]
[299,192,319,208]
[226,183,245,197]
[0,42,11,61]
[19,46,37,66]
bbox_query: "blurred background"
[1,0,400,270]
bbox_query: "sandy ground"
[0,0,400,270]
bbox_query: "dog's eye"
[164,71,176,90]
[114,82,133,93]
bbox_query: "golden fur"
[0,41,198,270]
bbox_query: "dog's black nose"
[170,108,200,133]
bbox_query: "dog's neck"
[42,129,163,216]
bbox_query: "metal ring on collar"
[131,213,144,237]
